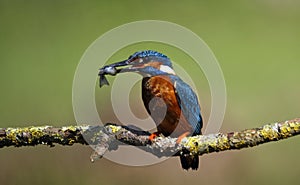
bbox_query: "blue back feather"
[169,75,202,135]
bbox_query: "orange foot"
[176,132,191,144]
[149,132,160,142]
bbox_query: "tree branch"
[0,118,299,161]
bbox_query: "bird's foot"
[149,132,160,142]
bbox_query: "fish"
[98,66,117,87]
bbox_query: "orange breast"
[142,75,192,137]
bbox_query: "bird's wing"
[171,76,203,135]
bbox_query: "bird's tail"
[180,153,199,170]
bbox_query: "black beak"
[98,59,131,87]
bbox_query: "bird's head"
[100,50,175,77]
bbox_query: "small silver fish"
[99,66,117,76]
[99,66,117,87]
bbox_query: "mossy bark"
[0,118,299,160]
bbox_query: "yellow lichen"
[217,136,230,150]
[62,126,77,132]
[280,124,292,138]
[260,124,279,140]
[29,127,44,141]
[290,121,300,131]
[280,121,300,138]
[183,136,200,154]
[108,125,121,133]
[68,139,76,145]
[6,128,18,143]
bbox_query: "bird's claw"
[149,132,160,142]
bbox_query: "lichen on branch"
[0,118,299,160]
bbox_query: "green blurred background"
[0,1,300,185]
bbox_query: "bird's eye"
[138,58,143,63]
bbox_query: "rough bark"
[0,118,299,161]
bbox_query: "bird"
[99,50,203,170]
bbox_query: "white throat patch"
[159,65,176,75]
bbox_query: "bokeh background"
[1,1,300,185]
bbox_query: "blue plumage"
[128,50,169,60]
[169,75,202,135]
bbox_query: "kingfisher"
[99,50,203,170]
